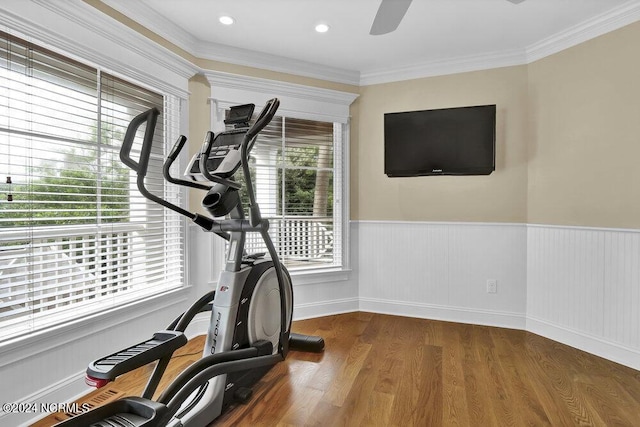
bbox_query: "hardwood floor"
[34,312,640,426]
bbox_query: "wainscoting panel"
[526,225,640,370]
[357,221,527,329]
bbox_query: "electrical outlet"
[487,279,497,293]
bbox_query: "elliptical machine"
[56,98,324,427]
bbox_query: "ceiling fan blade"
[370,0,413,35]
[506,0,526,4]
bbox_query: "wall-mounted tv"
[384,104,496,177]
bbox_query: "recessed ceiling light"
[219,15,235,26]
[315,23,330,33]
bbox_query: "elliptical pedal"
[54,397,170,427]
[86,331,187,387]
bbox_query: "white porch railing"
[245,216,334,264]
[0,223,144,332]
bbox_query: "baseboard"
[359,297,526,330]
[183,299,362,337]
[183,312,211,339]
[293,298,360,321]
[4,370,89,427]
[526,316,640,371]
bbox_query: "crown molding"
[359,48,527,86]
[32,0,640,89]
[360,0,640,86]
[100,0,199,54]
[34,0,199,81]
[0,0,198,98]
[525,0,640,63]
[194,40,360,86]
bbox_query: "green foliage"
[1,125,130,227]
[281,145,333,216]
[234,144,333,217]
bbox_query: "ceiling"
[102,0,640,85]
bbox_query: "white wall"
[189,220,530,340]
[527,224,640,370]
[357,221,527,329]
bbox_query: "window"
[0,32,183,342]
[240,114,343,269]
[206,71,358,274]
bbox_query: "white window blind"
[238,113,342,269]
[0,31,183,342]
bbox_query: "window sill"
[0,286,191,369]
[289,266,352,286]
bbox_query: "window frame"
[237,113,344,269]
[0,32,187,343]
[0,1,195,349]
[205,71,358,281]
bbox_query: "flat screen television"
[384,104,496,177]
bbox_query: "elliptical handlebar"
[119,107,220,233]
[120,107,160,177]
[164,135,212,191]
[117,101,281,235]
[246,98,280,141]
[242,98,280,227]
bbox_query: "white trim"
[196,41,360,86]
[100,0,200,55]
[527,222,640,234]
[206,71,356,274]
[205,70,358,124]
[526,316,640,372]
[291,268,352,286]
[526,0,640,63]
[359,48,527,86]
[355,220,640,371]
[0,288,190,368]
[0,0,197,98]
[359,297,526,330]
[292,298,359,321]
[184,312,211,339]
[340,123,352,271]
[360,1,640,85]
[356,220,640,234]
[356,219,527,227]
[95,0,640,86]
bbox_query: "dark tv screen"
[384,104,496,177]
